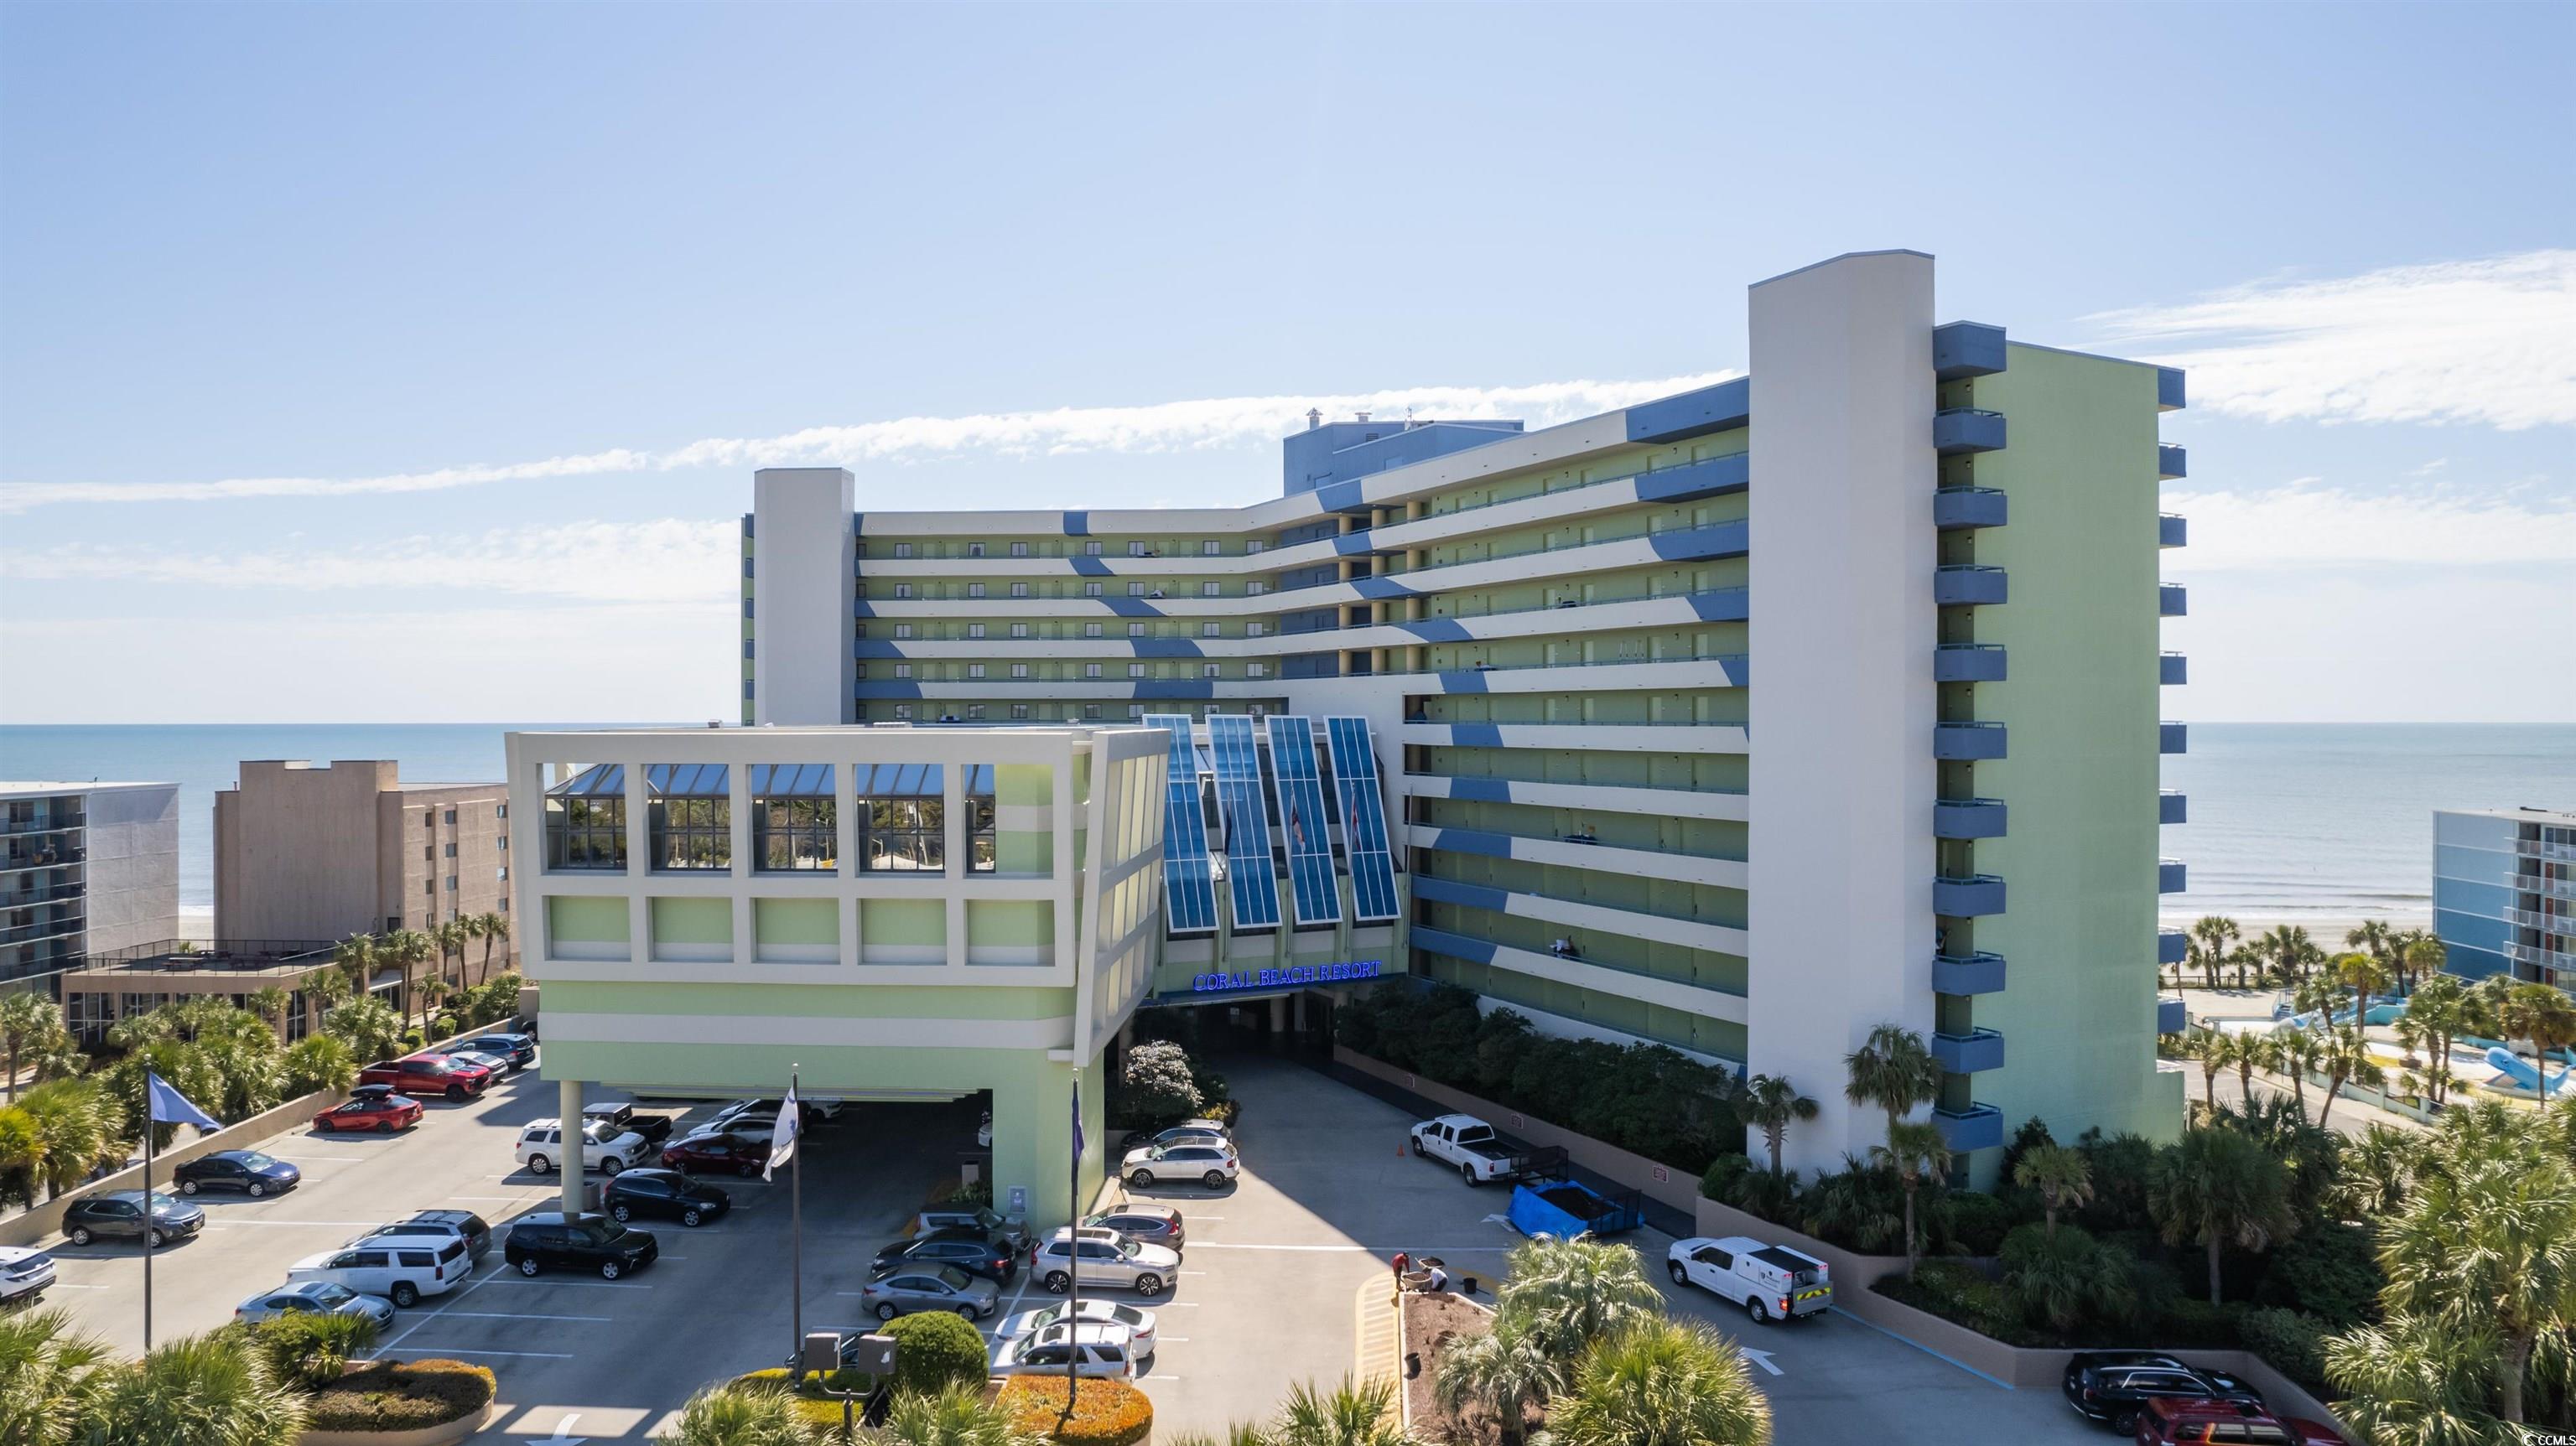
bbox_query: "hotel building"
[0,781,180,983]
[2433,806,2576,991]
[523,249,2188,1200]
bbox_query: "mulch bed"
[1401,1291,1543,1445]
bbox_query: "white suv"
[516,1118,647,1176]
[1033,1227,1180,1298]
[1119,1139,1237,1189]
[287,1236,472,1309]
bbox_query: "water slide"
[2485,1046,2574,1097]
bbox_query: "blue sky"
[2,2,2569,724]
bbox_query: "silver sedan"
[856,1262,1001,1320]
[234,1279,397,1329]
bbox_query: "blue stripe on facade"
[1131,640,1206,659]
[854,601,879,618]
[855,642,906,658]
[1624,377,1751,444]
[1062,511,1089,536]
[1314,480,1368,514]
[1450,723,1504,747]
[1135,680,1216,700]
[1634,453,1750,504]
[854,682,927,699]
[1410,875,1513,913]
[1351,575,1418,600]
[1394,618,1472,644]
[2435,905,2511,953]
[1420,827,1517,861]
[1072,557,1112,576]
[1646,521,1750,562]
[1435,670,1488,692]
[1332,531,1378,557]
[1687,589,1750,621]
[1441,777,1512,803]
[1410,925,1500,966]
[1103,598,1164,618]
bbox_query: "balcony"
[2504,907,2573,930]
[0,811,85,837]
[2160,652,2188,686]
[2160,858,2188,894]
[1932,1029,2007,1074]
[2160,790,2188,825]
[1934,321,2007,381]
[1935,798,2008,840]
[2159,583,2189,617]
[1932,951,2007,995]
[2158,444,2188,479]
[1934,486,2008,530]
[2506,941,2576,971]
[2161,721,2189,754]
[1935,643,2006,683]
[2159,928,2188,966]
[2158,998,2189,1034]
[2160,513,2188,548]
[0,913,82,948]
[1935,874,2007,916]
[1932,1103,2004,1153]
[1934,408,2007,455]
[0,877,84,910]
[2158,367,2187,412]
[1935,722,2008,761]
[1936,565,2009,607]
[0,844,85,874]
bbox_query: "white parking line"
[413,1310,610,1323]
[479,1277,653,1290]
[202,1219,395,1229]
[380,1346,573,1360]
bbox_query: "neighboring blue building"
[1278,414,1524,497]
[2434,806,2576,991]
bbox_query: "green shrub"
[2236,1307,2329,1391]
[1116,1041,1202,1127]
[305,1358,496,1430]
[249,1310,379,1390]
[475,973,523,1024]
[434,1013,461,1038]
[1944,1189,2018,1257]
[1698,1152,1751,1202]
[998,1375,1153,1446]
[882,1309,989,1396]
[2251,1220,2381,1328]
[280,1034,357,1096]
[943,1176,994,1206]
[2073,1128,2160,1235]
[399,1028,425,1052]
[1876,1258,2041,1346]
[730,1367,871,1436]
[2155,1296,2245,1348]
[1997,1223,2133,1335]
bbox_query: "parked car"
[1665,1236,1832,1324]
[286,1236,471,1308]
[584,1101,673,1145]
[604,1168,730,1226]
[872,1227,1018,1284]
[314,1093,423,1133]
[515,1117,648,1176]
[356,1054,492,1102]
[2134,1397,2342,1445]
[716,1096,839,1124]
[856,1262,1002,1320]
[172,1149,302,1198]
[233,1279,396,1328]
[502,1211,658,1279]
[998,1298,1157,1357]
[61,1190,205,1248]
[1119,1140,1237,1189]
[0,1246,55,1304]
[1119,1118,1231,1153]
[427,1033,536,1070]
[2064,1352,2262,1433]
[661,1132,767,1177]
[1084,1205,1184,1252]
[915,1205,1032,1256]
[353,1223,489,1274]
[991,1321,1139,1379]
[1033,1228,1179,1297]
[683,1117,777,1149]
[439,1048,516,1075]
[1410,1114,1553,1185]
[378,1210,491,1262]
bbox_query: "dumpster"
[1506,1175,1644,1239]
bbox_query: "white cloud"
[0,372,1735,513]
[2086,249,2576,429]
[2159,479,2576,573]
[2,519,740,602]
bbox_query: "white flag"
[763,1084,801,1182]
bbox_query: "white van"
[1665,1235,1831,1324]
[287,1236,473,1309]
[516,1117,647,1176]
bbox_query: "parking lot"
[36,1049,2111,1443]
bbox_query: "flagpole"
[1067,1078,1079,1418]
[790,1066,802,1360]
[142,1096,154,1353]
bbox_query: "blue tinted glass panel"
[1145,715,1219,933]
[1266,716,1343,927]
[1208,716,1280,929]
[1326,717,1400,922]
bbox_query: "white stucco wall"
[77,783,182,954]
[752,468,858,726]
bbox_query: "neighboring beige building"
[215,760,517,967]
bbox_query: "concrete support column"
[558,1078,585,1215]
[1293,991,1308,1033]
[1269,995,1288,1035]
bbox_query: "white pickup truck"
[1409,1114,1559,1186]
[1666,1235,1832,1324]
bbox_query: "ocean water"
[3,722,2572,924]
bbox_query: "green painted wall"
[649,897,732,945]
[754,899,839,946]
[968,900,1054,946]
[1962,344,2186,1175]
[861,899,944,944]
[542,978,1072,1020]
[548,896,629,943]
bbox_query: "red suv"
[356,1054,492,1102]
[2137,1399,2349,1446]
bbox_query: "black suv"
[504,1211,659,1280]
[62,1190,205,1247]
[2063,1352,2261,1433]
[603,1168,730,1227]
[871,1227,1017,1283]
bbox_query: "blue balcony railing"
[2160,721,2189,754]
[1934,321,2007,381]
[1935,798,2008,840]
[1933,1029,2007,1074]
[2160,790,2188,825]
[2158,443,2188,479]
[1935,722,2008,761]
[1934,408,2007,455]
[1937,565,2010,607]
[2160,858,2188,894]
[2158,998,2189,1034]
[2159,513,2188,547]
[1935,874,2007,916]
[1933,951,2007,995]
[2160,652,2188,686]
[2159,583,2189,617]
[2159,928,2189,966]
[1935,644,2007,683]
[1935,486,2008,530]
[1933,1103,2004,1152]
[2158,367,2187,412]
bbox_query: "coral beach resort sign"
[1189,960,1380,995]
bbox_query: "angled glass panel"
[1207,715,1280,929]
[1266,716,1343,927]
[1145,715,1219,933]
[1327,717,1400,922]
[548,763,624,797]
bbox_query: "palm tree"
[2407,972,2471,1104]
[2189,915,2241,991]
[18,1079,112,1202]
[2145,1126,2297,1305]
[330,933,377,1001]
[0,1308,112,1446]
[2002,1224,2134,1335]
[2323,1314,2507,1446]
[2500,982,2576,1095]
[2273,1028,2319,1115]
[0,992,63,1105]
[1270,1376,1410,1446]
[1869,1120,1952,1281]
[2216,1030,2276,1104]
[2315,1027,2388,1129]
[1795,1156,1904,1254]
[244,986,293,1041]
[2346,919,2396,992]
[1493,1235,1662,1356]
[1842,1023,1942,1143]
[1547,1318,1772,1446]
[2177,1031,2224,1108]
[92,1330,306,1446]
[1735,1074,1818,1178]
[2379,1145,2576,1427]
[434,920,469,995]
[391,930,438,1029]
[476,910,512,985]
[1431,1314,1564,1446]
[2340,1125,2425,1218]
[880,1383,1025,1446]
[2392,928,2444,998]
[2334,950,2394,1023]
[651,1381,821,1446]
[2012,1143,2094,1238]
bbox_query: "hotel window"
[895,624,915,639]
[751,764,835,872]
[967,623,985,640]
[1085,663,1103,679]
[895,704,914,719]
[543,764,627,871]
[968,583,986,599]
[1083,583,1104,598]
[1202,623,1221,637]
[1246,540,1265,554]
[1127,663,1146,678]
[1083,704,1102,719]
[444,809,457,825]
[894,664,913,679]
[894,542,914,558]
[968,664,986,680]
[1010,704,1030,720]
[1084,541,1104,556]
[966,704,985,720]
[497,804,507,818]
[856,763,947,873]
[447,876,459,891]
[1200,582,1220,598]
[968,542,985,557]
[1247,622,1267,638]
[1202,540,1220,556]
[1202,663,1221,678]
[443,842,457,858]
[1128,623,1146,637]
[1128,583,1146,597]
[894,583,914,599]
[1084,623,1103,638]
[1010,582,1029,599]
[1010,663,1029,678]
[1246,582,1266,596]
[497,836,507,850]
[1248,662,1270,678]
[1128,704,1147,719]
[854,665,868,680]
[1010,542,1030,557]
[646,764,730,871]
[1128,542,1147,557]
[1010,623,1028,639]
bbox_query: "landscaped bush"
[281,1034,358,1096]
[943,1176,994,1206]
[1943,1189,2017,1257]
[2237,1307,2329,1392]
[1875,1259,2041,1346]
[729,1369,868,1437]
[1997,1224,2134,1335]
[2250,1219,2380,1328]
[998,1374,1154,1446]
[305,1357,496,1430]
[2152,1296,2246,1349]
[247,1309,379,1389]
[881,1309,990,1396]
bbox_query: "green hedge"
[882,1311,989,1396]
[306,1359,496,1430]
[730,1369,869,1438]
